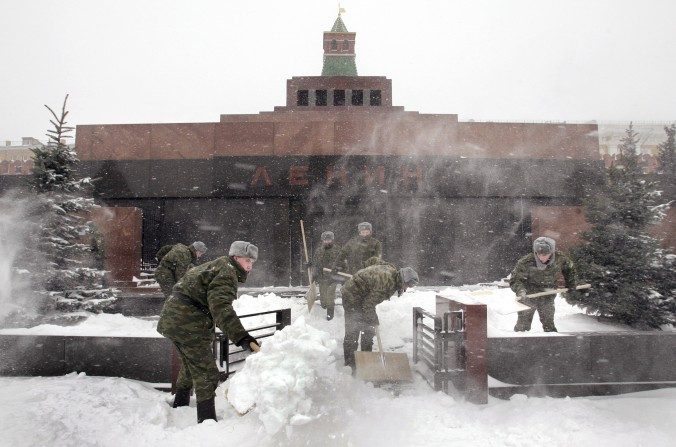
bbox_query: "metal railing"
[215,308,292,380]
[412,306,467,395]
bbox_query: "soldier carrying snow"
[341,263,419,371]
[157,241,260,423]
[509,236,577,332]
[332,221,382,275]
[154,241,207,298]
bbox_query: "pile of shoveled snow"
[225,316,338,435]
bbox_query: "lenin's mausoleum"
[29,16,630,286]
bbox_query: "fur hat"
[357,222,372,232]
[229,241,258,261]
[533,237,555,255]
[191,241,207,253]
[321,231,335,242]
[399,267,419,286]
[533,236,556,270]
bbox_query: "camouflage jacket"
[155,244,173,262]
[343,264,402,325]
[333,235,382,274]
[509,250,577,295]
[312,243,341,282]
[156,243,197,283]
[157,256,249,343]
[364,256,395,269]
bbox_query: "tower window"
[343,40,350,51]
[369,90,382,106]
[331,39,337,50]
[351,90,364,106]
[316,90,327,106]
[297,90,309,106]
[334,89,345,106]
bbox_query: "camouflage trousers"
[514,297,557,332]
[154,266,175,298]
[157,295,220,402]
[342,290,375,368]
[318,281,337,310]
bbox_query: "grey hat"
[357,222,372,232]
[321,231,335,242]
[533,237,555,255]
[399,267,419,286]
[192,241,207,253]
[229,241,258,261]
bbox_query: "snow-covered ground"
[1,286,674,446]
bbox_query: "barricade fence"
[413,296,488,404]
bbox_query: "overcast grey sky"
[1,0,675,142]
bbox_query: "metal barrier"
[413,296,488,404]
[170,308,292,390]
[412,307,466,395]
[216,308,292,379]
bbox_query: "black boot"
[172,387,191,408]
[197,397,217,423]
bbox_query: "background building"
[9,15,673,287]
[70,14,604,286]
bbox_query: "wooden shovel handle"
[322,267,352,278]
[300,220,313,283]
[525,283,591,299]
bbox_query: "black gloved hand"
[304,261,313,269]
[235,334,260,352]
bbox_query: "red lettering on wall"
[362,165,386,187]
[250,166,272,187]
[289,165,309,186]
[326,165,348,187]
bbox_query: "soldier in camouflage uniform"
[509,236,577,332]
[154,241,207,298]
[311,231,341,320]
[157,241,259,423]
[332,222,382,275]
[341,263,419,369]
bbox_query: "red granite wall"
[91,207,142,284]
[530,206,590,252]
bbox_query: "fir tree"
[27,95,116,314]
[656,123,675,198]
[568,123,675,329]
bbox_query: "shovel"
[497,283,592,315]
[355,325,413,383]
[300,220,317,312]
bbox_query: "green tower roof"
[331,15,348,33]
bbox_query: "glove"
[563,289,583,302]
[235,334,260,352]
[515,290,527,302]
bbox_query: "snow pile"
[226,316,337,435]
[0,312,162,337]
[375,288,436,348]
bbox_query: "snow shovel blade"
[354,351,413,383]
[226,388,255,416]
[305,282,317,312]
[492,301,532,315]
